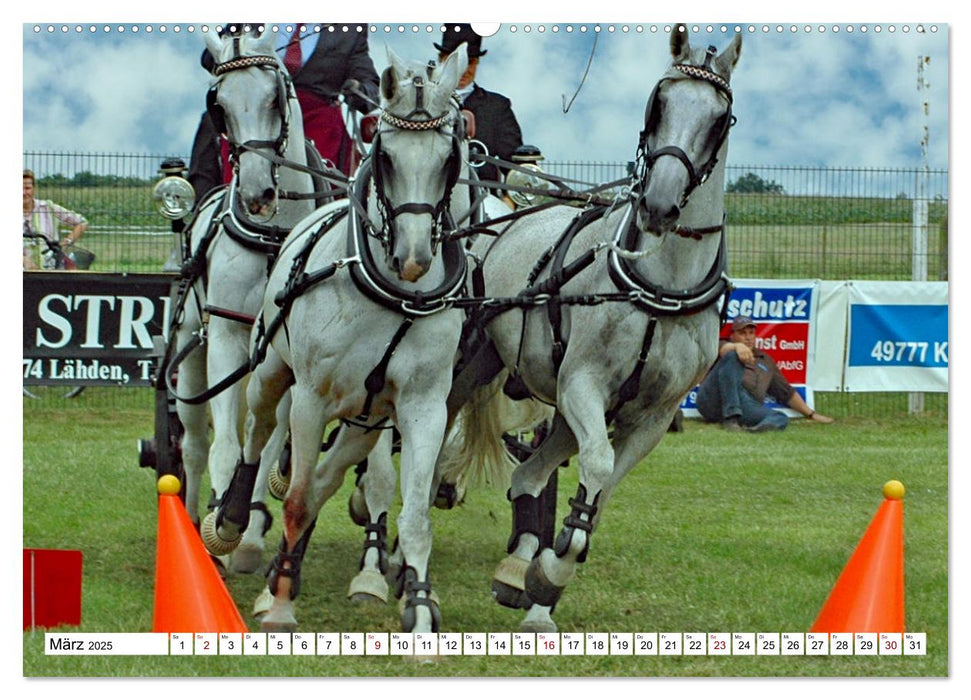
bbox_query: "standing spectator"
[435,24,523,187]
[23,169,87,270]
[695,316,834,432]
[188,23,380,200]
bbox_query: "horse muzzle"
[391,249,432,283]
[636,192,681,236]
[239,186,278,223]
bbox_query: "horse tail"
[439,370,554,490]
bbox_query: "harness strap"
[539,206,612,372]
[354,318,413,424]
[605,316,658,426]
[204,304,257,326]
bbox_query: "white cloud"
[22,22,949,173]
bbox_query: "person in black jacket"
[188,23,379,200]
[435,24,523,188]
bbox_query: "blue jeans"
[695,352,789,431]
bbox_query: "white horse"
[447,28,742,632]
[213,45,475,633]
[173,28,322,574]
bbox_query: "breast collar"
[217,178,292,256]
[606,204,731,317]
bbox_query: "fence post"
[909,55,932,415]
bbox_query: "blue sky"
[21,20,949,178]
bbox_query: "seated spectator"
[695,316,834,432]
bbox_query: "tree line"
[37,171,155,188]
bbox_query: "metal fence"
[23,151,948,417]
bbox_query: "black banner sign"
[23,272,177,387]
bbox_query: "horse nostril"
[262,188,276,205]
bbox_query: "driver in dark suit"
[435,25,523,188]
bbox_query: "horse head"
[371,44,468,283]
[204,27,294,223]
[635,26,741,235]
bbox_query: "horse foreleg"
[393,398,448,634]
[232,396,291,573]
[524,376,612,611]
[202,347,291,556]
[260,382,328,632]
[174,322,209,526]
[492,412,577,609]
[347,430,396,605]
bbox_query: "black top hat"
[434,24,487,58]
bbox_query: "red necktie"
[283,25,303,76]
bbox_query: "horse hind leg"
[267,391,294,501]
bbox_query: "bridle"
[634,45,736,212]
[206,47,294,187]
[367,72,464,257]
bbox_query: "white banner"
[843,281,948,392]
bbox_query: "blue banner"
[848,304,948,368]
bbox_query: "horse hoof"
[348,570,389,605]
[230,544,264,574]
[210,554,229,580]
[433,481,464,510]
[408,654,440,664]
[519,615,558,634]
[252,587,274,618]
[201,511,241,556]
[524,556,565,608]
[260,617,298,633]
[491,554,530,608]
[491,580,531,610]
[348,486,369,527]
[268,463,289,501]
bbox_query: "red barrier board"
[23,548,82,630]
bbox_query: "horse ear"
[670,23,690,62]
[203,30,223,63]
[438,43,469,91]
[382,46,411,102]
[716,32,743,74]
[252,26,276,54]
[380,65,396,102]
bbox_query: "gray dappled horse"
[212,46,476,634]
[173,29,318,574]
[448,27,742,632]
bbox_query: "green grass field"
[22,397,947,678]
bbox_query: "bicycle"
[23,229,94,398]
[23,228,95,271]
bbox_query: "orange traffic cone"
[152,475,248,633]
[810,480,906,633]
